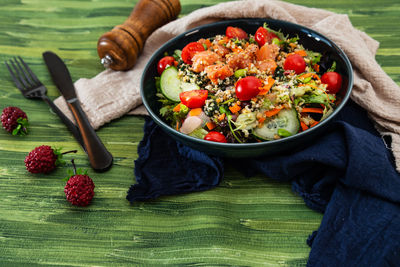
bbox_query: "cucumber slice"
[253,108,300,141]
[180,82,200,92]
[160,67,182,102]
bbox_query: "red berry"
[64,174,95,206]
[1,106,28,135]
[25,145,58,173]
[24,146,76,174]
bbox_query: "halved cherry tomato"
[226,26,248,40]
[181,42,205,64]
[255,27,279,47]
[235,76,262,101]
[179,90,208,109]
[283,54,306,74]
[204,131,227,143]
[157,56,175,75]
[321,71,342,94]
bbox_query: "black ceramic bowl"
[141,18,353,158]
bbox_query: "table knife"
[42,51,113,172]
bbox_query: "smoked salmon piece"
[205,63,234,84]
[191,51,222,73]
[255,59,277,75]
[212,44,231,57]
[226,44,259,70]
[256,43,279,61]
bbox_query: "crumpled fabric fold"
[127,101,400,266]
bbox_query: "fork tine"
[4,60,25,92]
[17,56,42,85]
[13,56,36,87]
[9,58,30,89]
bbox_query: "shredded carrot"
[289,43,297,49]
[298,73,313,79]
[258,117,266,127]
[198,38,212,49]
[189,108,202,116]
[310,121,319,128]
[264,107,283,117]
[218,113,226,121]
[232,47,244,53]
[298,72,320,81]
[173,104,181,112]
[258,77,275,95]
[229,103,241,114]
[300,121,309,131]
[176,121,180,131]
[251,97,258,102]
[301,107,324,114]
[218,36,229,45]
[294,50,307,57]
[206,121,216,130]
[312,73,320,81]
[204,39,212,48]
[313,64,320,72]
[174,61,178,67]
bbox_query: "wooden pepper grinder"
[97,0,181,71]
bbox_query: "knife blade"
[43,51,113,172]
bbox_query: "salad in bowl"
[154,23,344,144]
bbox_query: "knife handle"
[67,99,113,172]
[41,95,86,151]
[97,0,181,71]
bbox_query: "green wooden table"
[0,0,399,266]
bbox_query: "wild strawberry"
[64,159,95,206]
[1,106,28,135]
[25,145,77,174]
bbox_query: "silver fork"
[5,56,85,150]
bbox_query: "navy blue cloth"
[127,101,400,266]
[126,117,223,201]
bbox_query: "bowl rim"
[141,18,353,149]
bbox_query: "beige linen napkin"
[54,0,400,171]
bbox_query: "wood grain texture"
[97,0,181,70]
[0,0,398,266]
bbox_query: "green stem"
[61,150,78,155]
[71,159,77,176]
[227,115,242,143]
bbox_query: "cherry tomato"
[321,72,343,94]
[157,56,175,75]
[204,131,227,143]
[283,54,306,74]
[235,76,262,101]
[181,42,205,65]
[179,90,208,109]
[255,27,279,47]
[226,26,248,40]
